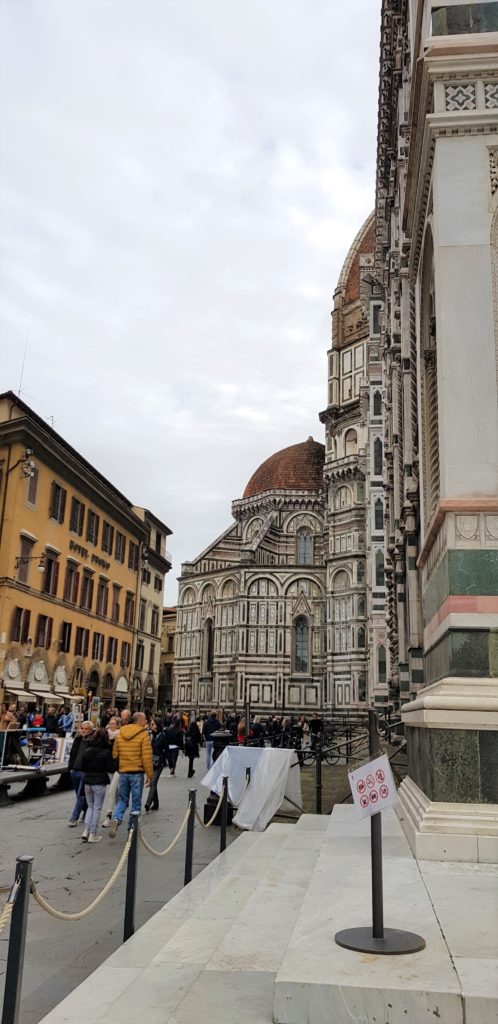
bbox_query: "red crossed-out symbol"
[369,790,379,804]
[375,768,385,784]
[360,795,369,809]
[357,779,366,795]
[379,784,389,800]
[366,774,375,789]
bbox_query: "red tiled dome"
[243,438,325,499]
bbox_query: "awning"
[115,676,128,694]
[4,685,36,703]
[29,689,63,704]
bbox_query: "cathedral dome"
[243,437,325,499]
[337,211,375,302]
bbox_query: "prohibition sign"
[369,790,379,804]
[366,774,375,789]
[375,768,385,783]
[357,779,366,795]
[379,784,389,799]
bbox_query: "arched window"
[294,616,309,674]
[374,438,383,476]
[373,391,382,417]
[375,550,385,588]
[333,570,349,591]
[378,645,386,685]
[358,594,365,616]
[344,429,357,456]
[334,486,352,510]
[297,531,313,565]
[357,561,365,583]
[357,626,366,649]
[202,618,214,674]
[374,498,383,531]
[358,673,367,702]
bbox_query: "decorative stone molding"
[444,82,476,112]
[397,777,498,863]
[490,148,498,195]
[456,515,479,542]
[485,82,498,110]
[401,677,498,730]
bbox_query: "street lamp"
[15,553,46,573]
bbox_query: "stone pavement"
[0,754,236,1024]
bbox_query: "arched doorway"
[114,675,129,712]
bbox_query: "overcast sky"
[0,0,381,602]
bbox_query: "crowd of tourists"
[1,700,325,841]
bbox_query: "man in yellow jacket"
[109,712,153,837]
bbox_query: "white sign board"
[348,753,396,819]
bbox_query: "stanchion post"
[123,814,139,943]
[184,789,196,886]
[368,709,384,939]
[2,855,33,1024]
[315,751,322,814]
[220,776,228,853]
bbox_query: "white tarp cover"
[202,746,302,832]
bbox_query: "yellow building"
[0,391,154,711]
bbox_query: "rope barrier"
[138,803,191,858]
[30,829,133,921]
[0,899,13,935]
[195,788,224,828]
[231,775,250,809]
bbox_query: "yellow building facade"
[0,391,150,710]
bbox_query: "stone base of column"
[397,776,498,863]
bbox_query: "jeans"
[102,772,119,818]
[114,773,145,827]
[70,770,88,821]
[84,784,106,835]
[166,748,180,773]
[206,740,214,770]
[145,764,163,808]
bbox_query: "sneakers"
[68,819,78,827]
[108,818,120,838]
[102,814,112,828]
[88,835,102,843]
[81,829,89,841]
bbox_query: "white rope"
[231,774,250,809]
[30,830,133,921]
[195,787,225,828]
[0,900,13,935]
[138,804,191,858]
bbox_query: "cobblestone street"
[0,756,236,1024]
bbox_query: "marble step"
[38,819,327,1024]
[274,806,497,1024]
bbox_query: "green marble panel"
[425,630,495,684]
[423,549,498,625]
[407,727,498,803]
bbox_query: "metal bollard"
[123,814,139,943]
[2,855,33,1024]
[315,753,323,814]
[184,790,196,886]
[220,776,228,853]
[368,710,384,939]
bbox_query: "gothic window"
[373,391,382,417]
[333,570,350,591]
[358,672,367,702]
[297,531,313,565]
[370,301,382,336]
[335,486,352,510]
[374,498,383,531]
[344,429,357,456]
[373,438,383,476]
[294,616,310,674]
[375,550,385,588]
[358,594,365,616]
[202,618,214,674]
[357,625,366,649]
[341,342,365,402]
[357,561,365,583]
[378,645,387,685]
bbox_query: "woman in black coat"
[145,719,167,812]
[164,716,184,776]
[185,717,202,778]
[81,729,116,842]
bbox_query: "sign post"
[335,710,425,956]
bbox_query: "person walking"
[67,720,95,825]
[101,717,121,828]
[144,719,167,811]
[108,712,153,837]
[185,717,202,778]
[164,715,184,776]
[80,728,116,843]
[59,707,74,736]
[203,709,222,770]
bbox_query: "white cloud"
[0,0,381,600]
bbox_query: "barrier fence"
[0,770,236,1024]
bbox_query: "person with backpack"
[81,729,116,843]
